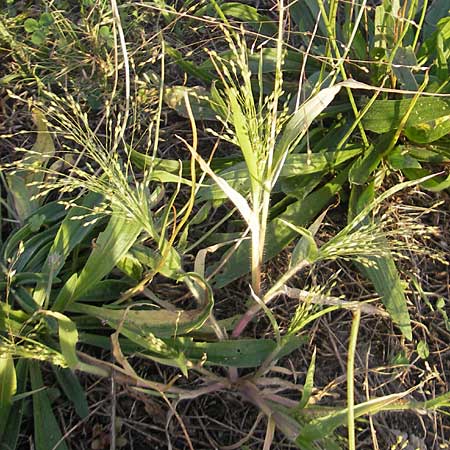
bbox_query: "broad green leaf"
[417,340,430,359]
[14,223,60,273]
[114,327,190,376]
[349,132,395,185]
[180,336,304,367]
[0,355,16,440]
[69,272,213,338]
[281,221,319,266]
[387,147,422,170]
[402,168,450,191]
[116,252,143,280]
[53,368,89,419]
[78,279,134,302]
[24,18,39,33]
[404,114,450,143]
[2,201,66,265]
[289,0,327,42]
[165,44,214,83]
[362,98,450,134]
[131,244,182,279]
[30,361,68,450]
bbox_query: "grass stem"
[347,308,361,450]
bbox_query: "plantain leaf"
[273,84,343,170]
[200,48,303,74]
[30,361,68,450]
[199,148,361,200]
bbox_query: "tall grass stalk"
[347,308,361,450]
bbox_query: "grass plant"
[0,0,449,449]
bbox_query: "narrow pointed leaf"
[0,355,16,440]
[30,361,68,450]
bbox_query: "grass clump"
[0,1,449,449]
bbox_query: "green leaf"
[99,25,111,39]
[31,29,46,46]
[6,110,55,222]
[30,361,68,450]
[69,272,214,338]
[358,256,412,340]
[296,348,316,410]
[199,149,361,200]
[213,166,349,287]
[0,359,29,450]
[402,167,450,192]
[24,18,39,33]
[220,2,277,35]
[33,192,103,307]
[164,85,219,121]
[53,368,89,418]
[179,335,305,368]
[392,46,418,91]
[116,252,143,280]
[417,340,430,360]
[41,312,79,368]
[165,44,214,83]
[362,98,450,134]
[0,355,16,440]
[200,48,303,74]
[349,183,412,340]
[349,132,396,185]
[53,213,143,310]
[404,114,450,143]
[273,84,343,169]
[39,12,54,27]
[296,393,409,447]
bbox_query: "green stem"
[347,308,361,450]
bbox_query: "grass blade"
[0,354,16,440]
[30,361,68,450]
[53,368,89,419]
